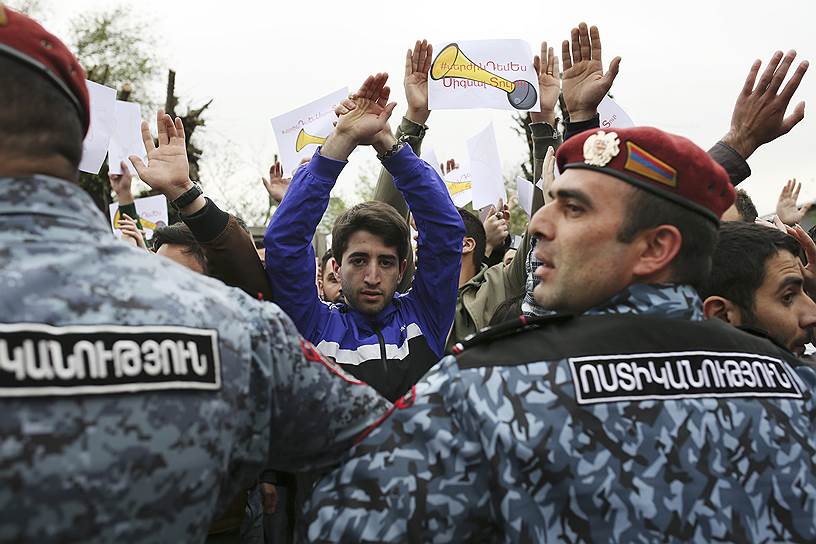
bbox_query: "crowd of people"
[1,4,815,543]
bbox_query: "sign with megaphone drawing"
[429,40,540,112]
[270,87,348,173]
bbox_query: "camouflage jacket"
[302,283,816,542]
[0,176,390,543]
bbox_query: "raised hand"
[539,146,557,204]
[109,160,135,204]
[786,224,816,299]
[483,200,511,255]
[117,213,147,249]
[324,73,398,160]
[530,41,560,125]
[442,158,459,175]
[776,178,812,225]
[722,50,809,159]
[405,39,433,125]
[129,110,192,201]
[262,159,291,203]
[561,23,621,122]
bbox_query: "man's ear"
[462,236,476,255]
[703,295,744,325]
[631,225,683,278]
[398,258,408,282]
[332,257,341,275]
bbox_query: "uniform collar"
[585,283,704,321]
[0,175,112,238]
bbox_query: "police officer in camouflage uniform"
[0,7,388,542]
[302,126,816,542]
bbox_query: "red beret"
[556,127,735,222]
[0,5,90,135]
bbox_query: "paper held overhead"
[270,88,348,174]
[428,39,540,112]
[79,80,117,175]
[516,176,534,219]
[598,95,634,129]
[467,123,506,210]
[109,195,169,241]
[108,100,146,176]
[419,148,445,180]
[444,165,473,208]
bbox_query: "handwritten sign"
[429,39,539,112]
[108,195,169,241]
[598,95,634,129]
[270,88,348,174]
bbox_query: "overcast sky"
[36,0,816,218]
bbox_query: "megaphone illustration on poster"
[295,128,326,152]
[431,43,537,110]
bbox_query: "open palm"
[130,111,191,200]
[405,39,432,122]
[561,23,620,120]
[338,73,396,145]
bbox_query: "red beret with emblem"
[556,127,735,222]
[0,4,90,134]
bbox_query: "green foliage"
[68,6,162,213]
[71,6,160,106]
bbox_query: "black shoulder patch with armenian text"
[570,350,803,405]
[0,323,221,397]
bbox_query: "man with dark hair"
[701,221,816,355]
[318,249,341,303]
[721,188,759,222]
[264,74,464,402]
[303,29,815,538]
[456,208,487,283]
[152,222,209,275]
[0,7,389,542]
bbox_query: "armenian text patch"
[0,323,221,397]
[569,350,803,405]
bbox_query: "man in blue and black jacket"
[264,73,465,402]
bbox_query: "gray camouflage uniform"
[303,283,816,542]
[0,176,390,543]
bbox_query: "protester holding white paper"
[264,72,465,403]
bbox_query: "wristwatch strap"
[171,183,203,209]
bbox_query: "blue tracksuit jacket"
[264,145,464,402]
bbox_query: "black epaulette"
[449,313,575,356]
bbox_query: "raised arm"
[129,111,271,299]
[264,73,398,339]
[380,143,465,357]
[561,22,620,140]
[712,50,809,186]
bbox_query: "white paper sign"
[429,39,540,112]
[444,165,473,207]
[79,81,117,174]
[420,148,445,180]
[270,88,348,174]
[467,123,506,209]
[108,195,169,240]
[516,176,534,219]
[598,95,634,129]
[108,101,146,175]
